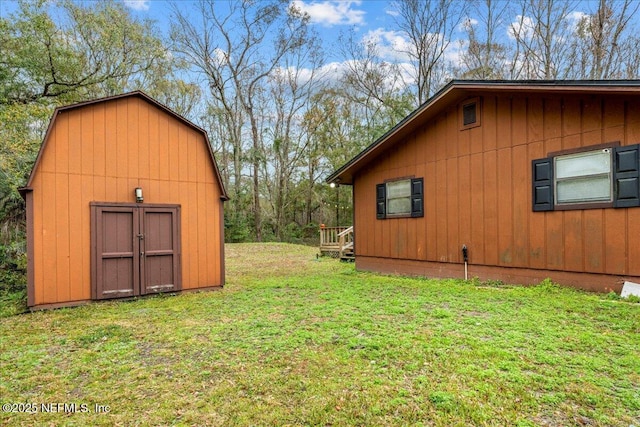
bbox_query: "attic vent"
[460,97,481,130]
[463,103,476,126]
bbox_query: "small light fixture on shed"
[135,187,144,203]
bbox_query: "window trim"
[551,142,618,210]
[553,147,614,210]
[377,177,424,219]
[459,97,481,130]
[385,178,413,217]
[548,141,619,158]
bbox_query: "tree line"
[2,0,640,286]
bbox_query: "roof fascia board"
[327,80,640,184]
[326,80,458,184]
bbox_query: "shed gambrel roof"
[327,79,640,185]
[20,90,229,200]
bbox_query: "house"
[20,91,228,309]
[327,80,640,293]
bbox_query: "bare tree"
[568,0,640,79]
[171,0,312,241]
[392,0,468,104]
[458,0,511,79]
[339,31,413,125]
[507,0,579,79]
[263,35,324,239]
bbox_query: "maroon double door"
[91,203,181,300]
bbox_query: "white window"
[386,179,411,215]
[554,149,612,205]
[376,178,424,219]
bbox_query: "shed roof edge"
[23,91,229,201]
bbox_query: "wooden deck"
[319,226,354,261]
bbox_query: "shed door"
[92,204,181,300]
[141,207,181,295]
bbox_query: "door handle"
[140,251,145,257]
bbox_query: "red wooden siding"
[26,94,225,308]
[352,92,640,291]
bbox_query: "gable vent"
[463,103,477,126]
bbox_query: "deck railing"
[319,226,354,259]
[337,226,354,260]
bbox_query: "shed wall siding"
[353,93,640,286]
[30,96,223,306]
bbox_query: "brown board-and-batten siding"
[331,81,640,293]
[22,92,227,309]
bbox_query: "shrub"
[0,237,26,293]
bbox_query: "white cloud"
[213,47,228,65]
[508,15,535,40]
[362,28,413,62]
[384,5,399,18]
[123,0,150,11]
[566,10,587,30]
[290,1,366,27]
[444,38,467,68]
[459,17,478,32]
[273,61,351,85]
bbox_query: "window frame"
[376,177,424,219]
[385,178,412,217]
[552,144,615,210]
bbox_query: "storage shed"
[20,91,228,309]
[328,80,640,293]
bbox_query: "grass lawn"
[1,243,639,426]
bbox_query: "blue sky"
[114,0,609,74]
[3,0,631,87]
[121,0,394,33]
[0,0,402,61]
[123,0,399,61]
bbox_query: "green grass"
[1,243,639,426]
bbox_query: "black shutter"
[614,144,640,208]
[532,158,554,211]
[410,178,424,217]
[376,183,386,219]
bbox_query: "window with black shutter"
[376,178,424,219]
[531,143,640,211]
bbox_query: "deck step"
[340,248,355,262]
[320,225,354,261]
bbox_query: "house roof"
[327,79,640,185]
[20,91,229,200]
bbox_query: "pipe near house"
[462,245,469,281]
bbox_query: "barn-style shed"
[328,80,640,293]
[20,91,228,309]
